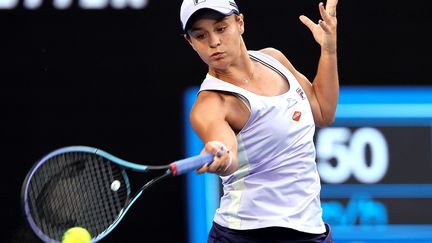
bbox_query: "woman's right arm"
[190,91,238,176]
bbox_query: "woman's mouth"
[211,52,225,59]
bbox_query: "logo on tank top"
[296,87,306,100]
[292,111,302,122]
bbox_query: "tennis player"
[180,0,338,242]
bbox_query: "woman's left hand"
[299,0,338,53]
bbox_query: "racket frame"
[21,146,213,242]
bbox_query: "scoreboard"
[183,86,432,243]
[316,87,432,241]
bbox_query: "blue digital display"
[183,86,432,243]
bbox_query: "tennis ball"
[62,227,91,243]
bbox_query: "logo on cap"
[194,0,206,5]
[228,0,238,9]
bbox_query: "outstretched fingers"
[299,15,316,32]
[318,1,338,34]
[300,1,338,52]
[325,0,338,17]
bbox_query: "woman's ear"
[237,14,245,35]
[184,34,191,44]
[184,34,197,51]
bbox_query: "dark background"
[1,0,430,242]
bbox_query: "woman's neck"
[208,47,255,85]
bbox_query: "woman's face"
[186,12,245,70]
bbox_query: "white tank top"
[198,50,325,234]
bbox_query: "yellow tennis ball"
[62,227,91,243]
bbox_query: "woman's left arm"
[298,0,340,127]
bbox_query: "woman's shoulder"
[250,48,295,72]
[255,47,286,62]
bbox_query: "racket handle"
[170,153,214,176]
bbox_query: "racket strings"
[26,152,129,241]
[100,159,125,224]
[31,153,76,237]
[89,156,125,232]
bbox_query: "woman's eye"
[217,27,226,32]
[194,33,205,39]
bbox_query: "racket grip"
[170,153,214,176]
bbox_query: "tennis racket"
[21,145,213,242]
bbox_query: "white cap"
[180,0,239,31]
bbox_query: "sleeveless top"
[198,50,325,234]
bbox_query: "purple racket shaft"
[170,153,213,175]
